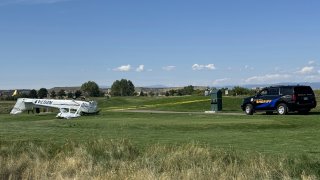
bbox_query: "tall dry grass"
[0,139,319,180]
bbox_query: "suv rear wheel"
[277,103,288,115]
[245,104,253,115]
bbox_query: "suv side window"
[258,88,278,96]
[267,88,279,96]
[280,87,293,95]
[294,86,314,95]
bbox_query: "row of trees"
[110,79,135,96]
[2,81,99,100]
[2,79,257,101]
[222,86,256,96]
[163,85,203,96]
[49,90,83,99]
[4,88,83,100]
[163,86,258,97]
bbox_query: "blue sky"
[1,0,320,89]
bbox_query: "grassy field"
[1,95,320,153]
[1,95,320,179]
[101,96,244,112]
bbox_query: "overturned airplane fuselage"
[10,98,99,119]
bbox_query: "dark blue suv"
[241,85,317,115]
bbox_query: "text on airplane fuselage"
[34,100,53,105]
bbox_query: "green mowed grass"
[1,110,320,158]
[0,96,320,179]
[1,95,320,156]
[100,95,242,112]
[99,94,320,112]
[2,94,320,179]
[0,101,15,114]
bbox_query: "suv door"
[280,87,294,103]
[254,87,280,110]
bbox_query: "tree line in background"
[1,88,85,101]
[110,79,135,96]
[221,86,256,96]
[0,81,100,101]
[0,79,258,101]
[109,81,257,97]
[163,85,203,96]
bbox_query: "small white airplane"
[10,98,99,119]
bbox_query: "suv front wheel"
[277,103,288,115]
[245,104,253,115]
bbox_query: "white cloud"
[212,78,230,86]
[162,66,176,71]
[136,65,144,72]
[206,64,216,70]
[245,74,291,84]
[308,60,316,65]
[113,64,131,72]
[192,64,216,71]
[297,66,315,74]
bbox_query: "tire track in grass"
[102,99,211,111]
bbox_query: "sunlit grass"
[1,139,319,179]
[1,94,320,179]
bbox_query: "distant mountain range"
[143,85,169,88]
[142,82,320,90]
[241,82,320,90]
[100,85,168,89]
[138,82,320,90]
[1,82,320,93]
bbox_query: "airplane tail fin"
[10,98,26,115]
